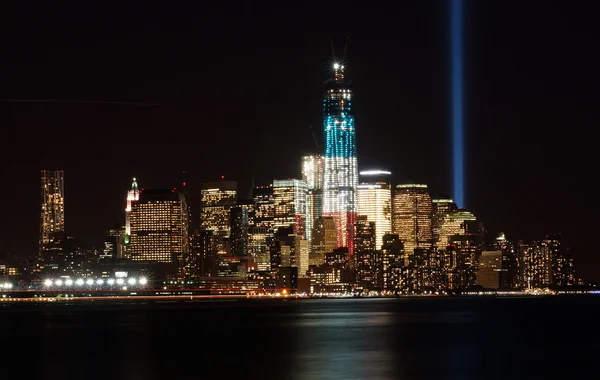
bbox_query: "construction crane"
[309,125,321,152]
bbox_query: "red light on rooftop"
[183,182,186,187]
[221,175,225,179]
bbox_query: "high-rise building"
[357,170,392,250]
[40,170,65,257]
[128,189,189,263]
[392,183,433,255]
[230,205,249,258]
[252,185,274,229]
[200,181,237,254]
[310,216,338,266]
[354,215,376,291]
[272,179,307,237]
[431,197,458,245]
[437,208,477,248]
[302,155,324,253]
[322,62,358,254]
[125,178,140,237]
[302,155,324,190]
[102,227,125,261]
[476,251,504,289]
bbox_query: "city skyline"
[0,2,597,281]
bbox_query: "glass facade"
[357,170,392,250]
[272,179,308,237]
[392,184,433,255]
[322,63,358,254]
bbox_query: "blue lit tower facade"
[322,62,358,254]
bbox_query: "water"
[1,296,598,379]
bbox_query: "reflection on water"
[1,296,599,380]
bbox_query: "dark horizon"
[1,1,598,280]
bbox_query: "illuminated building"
[392,183,433,255]
[129,189,189,263]
[431,197,458,245]
[437,208,476,248]
[322,61,358,254]
[354,215,376,291]
[230,205,249,258]
[249,186,275,272]
[357,170,392,250]
[445,234,480,289]
[302,155,324,253]
[476,251,503,289]
[546,234,577,287]
[102,227,125,261]
[248,226,271,271]
[310,216,338,266]
[302,155,324,190]
[252,185,274,229]
[380,234,404,291]
[125,177,140,236]
[40,170,65,257]
[272,179,307,237]
[200,181,237,255]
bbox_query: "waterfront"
[1,296,598,379]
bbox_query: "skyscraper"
[128,189,189,263]
[200,181,237,238]
[357,170,392,250]
[40,170,65,257]
[125,177,140,237]
[431,197,458,246]
[322,62,358,254]
[272,179,308,237]
[392,183,433,255]
[301,155,324,252]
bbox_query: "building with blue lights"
[322,62,358,254]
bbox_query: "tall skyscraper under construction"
[322,61,358,254]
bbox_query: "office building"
[392,183,433,255]
[272,179,307,237]
[128,189,189,263]
[357,170,392,249]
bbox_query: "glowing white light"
[65,279,73,286]
[107,279,115,285]
[139,277,147,285]
[116,278,125,285]
[1,283,12,289]
[127,278,136,285]
[360,170,392,176]
[44,279,53,287]
[55,279,63,286]
[86,279,94,286]
[75,279,84,286]
[96,279,104,285]
[333,63,340,69]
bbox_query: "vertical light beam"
[451,0,464,207]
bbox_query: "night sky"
[1,2,598,280]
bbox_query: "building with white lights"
[302,155,324,253]
[128,189,189,263]
[272,179,308,237]
[392,183,433,255]
[200,181,237,236]
[357,170,392,250]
